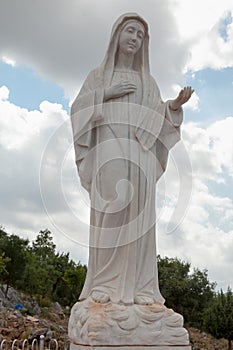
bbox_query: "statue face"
[118,21,145,56]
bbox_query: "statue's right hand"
[104,80,137,101]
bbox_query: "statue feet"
[91,290,110,303]
[134,295,154,305]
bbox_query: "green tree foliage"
[26,229,58,298]
[23,229,86,306]
[32,229,56,259]
[0,227,86,306]
[203,288,233,350]
[0,228,29,296]
[0,253,11,276]
[158,255,216,328]
[62,262,87,305]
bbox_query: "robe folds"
[70,13,183,305]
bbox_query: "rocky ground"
[0,284,69,348]
[0,285,230,349]
[0,305,69,348]
[188,327,229,350]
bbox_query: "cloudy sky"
[0,0,233,292]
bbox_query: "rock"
[13,310,24,319]
[1,327,14,336]
[39,320,50,328]
[0,284,41,316]
[0,285,22,309]
[10,329,21,339]
[11,321,19,328]
[0,285,70,345]
[23,300,41,316]
[7,314,17,320]
[52,302,65,319]
[26,315,39,323]
[0,286,5,300]
[0,319,7,327]
[46,330,55,340]
[52,302,63,312]
[49,312,61,322]
[29,328,49,339]
[50,324,67,333]
[32,304,41,316]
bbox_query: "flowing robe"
[71,67,183,305]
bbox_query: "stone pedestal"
[68,298,191,349]
[71,345,191,350]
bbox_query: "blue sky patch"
[0,62,69,112]
[185,68,233,125]
[218,11,232,42]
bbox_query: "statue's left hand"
[169,86,194,111]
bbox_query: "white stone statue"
[69,13,193,350]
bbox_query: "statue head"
[99,13,150,103]
[117,19,146,57]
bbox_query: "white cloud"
[157,117,233,290]
[1,55,16,67]
[0,85,9,100]
[207,117,233,176]
[0,87,89,259]
[184,91,200,111]
[173,0,233,71]
[0,88,68,150]
[0,0,191,99]
[0,0,232,99]
[173,0,233,38]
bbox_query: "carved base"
[68,298,190,348]
[70,344,191,350]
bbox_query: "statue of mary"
[70,13,193,308]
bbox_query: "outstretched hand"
[169,86,194,111]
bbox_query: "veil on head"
[100,13,151,105]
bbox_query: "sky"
[0,0,233,292]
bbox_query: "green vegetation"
[158,255,216,328]
[158,256,233,349]
[203,288,233,350]
[1,227,233,349]
[0,227,86,306]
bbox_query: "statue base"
[68,298,191,349]
[70,344,191,350]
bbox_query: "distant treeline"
[0,227,233,349]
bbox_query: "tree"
[25,229,57,299]
[0,253,11,277]
[187,267,216,327]
[203,288,233,350]
[158,255,216,328]
[0,227,87,306]
[63,262,87,306]
[50,252,74,305]
[32,229,56,260]
[23,229,87,305]
[0,229,29,296]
